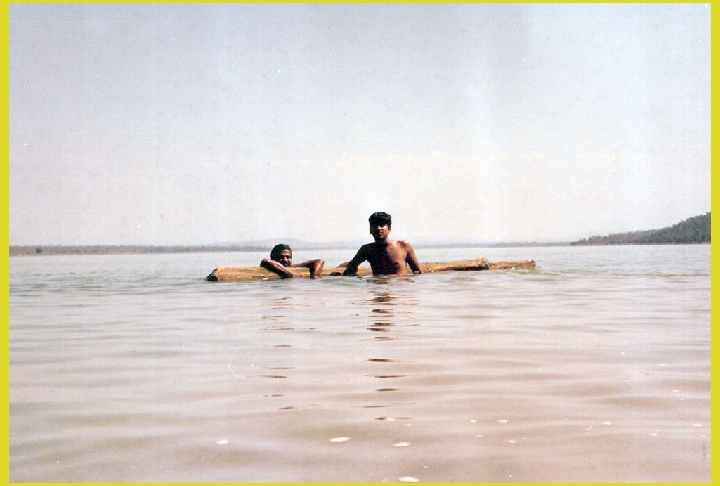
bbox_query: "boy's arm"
[297,259,325,279]
[404,242,423,274]
[342,247,367,276]
[260,258,295,279]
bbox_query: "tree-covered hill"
[571,213,710,245]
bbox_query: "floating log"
[205,257,535,282]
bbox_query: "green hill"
[571,213,710,245]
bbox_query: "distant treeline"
[9,244,271,257]
[571,213,710,246]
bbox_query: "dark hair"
[270,243,292,261]
[369,212,392,227]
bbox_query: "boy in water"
[342,212,423,276]
[260,244,325,279]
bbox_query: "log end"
[488,260,536,270]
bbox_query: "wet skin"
[260,249,324,279]
[343,224,422,276]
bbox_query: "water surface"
[9,245,710,482]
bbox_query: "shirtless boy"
[260,244,325,279]
[342,212,423,276]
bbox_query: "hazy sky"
[9,3,710,245]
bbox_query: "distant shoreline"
[9,241,711,257]
[9,243,566,257]
[11,213,709,257]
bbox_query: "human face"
[277,249,292,267]
[370,223,391,242]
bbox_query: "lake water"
[9,245,710,482]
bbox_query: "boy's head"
[368,212,392,228]
[368,212,392,242]
[270,244,292,266]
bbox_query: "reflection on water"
[363,288,421,342]
[368,291,396,304]
[9,246,710,482]
[365,290,397,340]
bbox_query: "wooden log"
[205,257,535,282]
